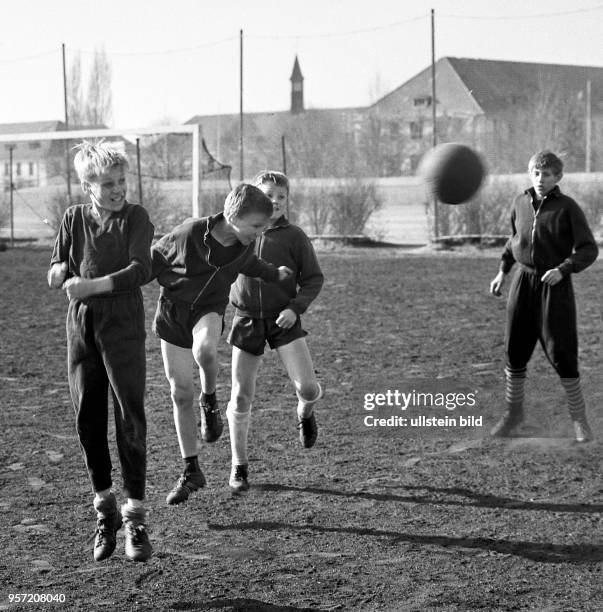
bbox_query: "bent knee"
[297,381,321,402]
[193,339,218,366]
[228,390,253,414]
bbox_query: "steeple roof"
[290,56,303,82]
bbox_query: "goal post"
[0,123,202,217]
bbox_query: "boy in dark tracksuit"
[48,142,154,562]
[489,150,598,442]
[226,171,324,492]
[151,183,292,505]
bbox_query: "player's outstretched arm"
[490,271,507,297]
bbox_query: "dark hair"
[223,183,273,220]
[528,150,563,175]
[253,170,290,195]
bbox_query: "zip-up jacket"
[151,213,280,311]
[230,215,324,318]
[500,186,598,277]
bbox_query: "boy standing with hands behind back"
[490,150,598,442]
[48,142,154,562]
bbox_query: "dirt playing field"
[0,246,602,612]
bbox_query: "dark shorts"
[227,315,307,356]
[152,295,225,349]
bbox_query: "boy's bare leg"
[276,338,322,447]
[227,347,262,491]
[161,340,198,457]
[192,313,225,442]
[192,312,223,394]
[161,340,206,504]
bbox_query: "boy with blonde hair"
[151,183,291,505]
[48,141,154,562]
[226,171,324,492]
[490,150,598,442]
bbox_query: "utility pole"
[585,80,592,172]
[62,43,72,206]
[431,9,439,240]
[239,29,244,181]
[136,138,143,207]
[8,145,14,247]
[281,135,289,217]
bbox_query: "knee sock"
[125,498,144,511]
[93,488,112,505]
[201,391,217,406]
[560,377,587,422]
[504,366,526,413]
[297,382,323,419]
[184,455,201,474]
[227,402,251,466]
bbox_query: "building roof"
[0,120,64,135]
[373,57,603,114]
[372,57,603,117]
[0,120,111,136]
[446,57,603,114]
[290,55,303,82]
[185,106,365,148]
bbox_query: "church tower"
[290,55,304,115]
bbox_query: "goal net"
[0,124,232,242]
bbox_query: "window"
[3,163,7,176]
[28,141,41,149]
[16,162,21,177]
[29,162,35,176]
[410,121,423,139]
[413,95,432,107]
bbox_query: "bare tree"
[85,46,113,126]
[67,53,85,127]
[489,77,586,172]
[67,47,113,128]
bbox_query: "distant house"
[155,56,603,178]
[0,120,68,188]
[0,120,129,188]
[371,57,603,173]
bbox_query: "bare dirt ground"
[0,246,602,612]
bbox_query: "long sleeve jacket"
[500,186,598,277]
[151,213,280,312]
[50,202,154,294]
[230,216,324,319]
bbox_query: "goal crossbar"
[0,124,202,216]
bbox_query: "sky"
[0,0,602,130]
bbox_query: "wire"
[248,14,428,40]
[441,4,603,20]
[70,36,237,57]
[0,49,58,64]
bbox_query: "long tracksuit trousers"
[505,265,579,378]
[66,291,147,500]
